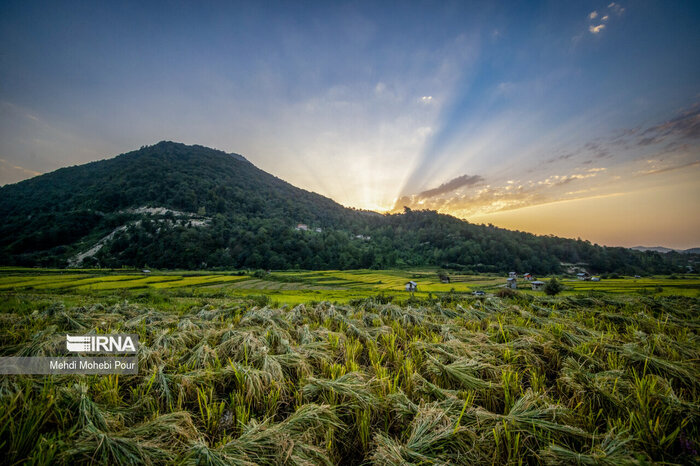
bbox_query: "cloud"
[608,2,625,15]
[495,82,516,96]
[556,102,700,174]
[635,160,700,176]
[636,102,700,147]
[585,4,622,36]
[416,174,484,198]
[420,96,434,103]
[0,158,42,185]
[393,167,608,216]
[538,173,597,187]
[546,152,575,163]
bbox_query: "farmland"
[1,268,698,305]
[0,268,699,464]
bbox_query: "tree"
[544,278,563,296]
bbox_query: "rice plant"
[0,285,697,464]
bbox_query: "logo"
[66,334,138,354]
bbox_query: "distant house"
[472,290,485,296]
[509,272,517,279]
[440,276,450,284]
[531,280,545,291]
[142,269,151,274]
[634,275,641,279]
[405,281,418,292]
[296,223,308,231]
[591,277,601,282]
[506,277,517,289]
[523,273,533,281]
[315,227,323,233]
[577,272,590,280]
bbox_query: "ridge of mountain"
[631,246,700,254]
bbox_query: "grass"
[0,268,698,464]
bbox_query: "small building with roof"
[531,280,545,291]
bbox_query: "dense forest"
[0,141,695,274]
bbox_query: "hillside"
[0,141,694,273]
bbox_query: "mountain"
[631,246,678,254]
[631,246,700,254]
[0,141,694,273]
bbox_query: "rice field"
[0,285,698,464]
[2,268,697,304]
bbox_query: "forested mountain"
[0,141,694,274]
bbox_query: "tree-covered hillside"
[0,141,694,274]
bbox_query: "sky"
[0,1,699,248]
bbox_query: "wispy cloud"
[393,167,608,216]
[635,160,700,176]
[541,102,699,175]
[637,102,700,147]
[586,3,623,35]
[608,2,625,15]
[416,174,484,198]
[0,157,42,185]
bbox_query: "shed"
[506,277,517,289]
[531,280,545,291]
[405,281,418,292]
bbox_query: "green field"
[0,268,699,464]
[1,268,698,306]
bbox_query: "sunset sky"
[1,1,698,248]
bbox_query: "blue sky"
[1,1,698,247]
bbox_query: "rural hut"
[405,281,418,292]
[506,277,517,289]
[531,280,545,291]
